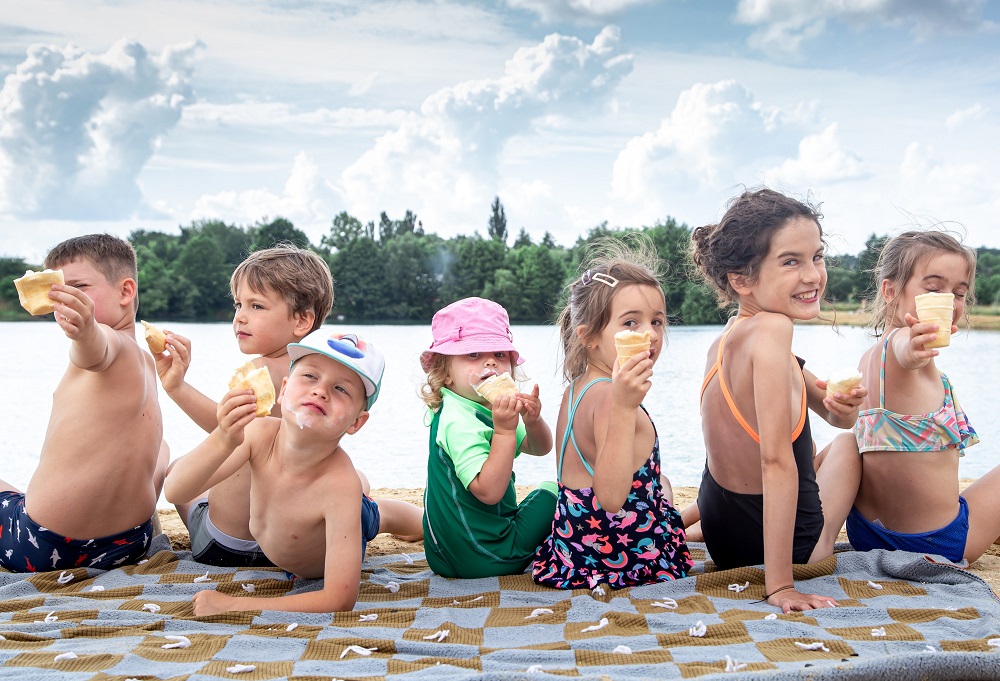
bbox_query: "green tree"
[175,234,231,319]
[857,233,889,301]
[250,217,310,250]
[321,212,365,253]
[512,228,532,248]
[381,233,440,320]
[329,236,388,320]
[488,196,507,244]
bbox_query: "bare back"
[27,328,163,536]
[555,374,656,492]
[700,314,806,494]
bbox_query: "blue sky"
[2,0,998,263]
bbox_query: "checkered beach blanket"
[1,535,998,680]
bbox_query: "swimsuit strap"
[557,377,611,480]
[700,316,806,445]
[877,328,896,409]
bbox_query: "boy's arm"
[163,389,258,504]
[517,384,553,456]
[466,393,520,505]
[51,283,120,372]
[154,333,222,433]
[192,486,363,615]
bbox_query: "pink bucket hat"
[420,297,524,372]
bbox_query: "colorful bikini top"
[853,329,979,454]
[699,316,807,444]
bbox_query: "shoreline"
[158,483,1000,594]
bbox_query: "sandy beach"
[158,482,1000,595]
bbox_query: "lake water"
[2,321,997,507]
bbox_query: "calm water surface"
[2,321,997,505]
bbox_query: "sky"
[2,0,999,264]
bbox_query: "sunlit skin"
[853,250,1000,563]
[1,257,169,541]
[556,283,667,514]
[164,355,371,615]
[443,351,553,505]
[696,216,867,613]
[152,279,315,541]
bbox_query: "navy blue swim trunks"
[0,491,154,572]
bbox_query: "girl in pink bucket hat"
[419,297,557,578]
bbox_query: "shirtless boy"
[155,245,330,567]
[157,246,420,567]
[1,234,168,572]
[165,331,385,613]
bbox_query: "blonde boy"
[0,234,168,572]
[155,245,333,566]
[165,331,384,613]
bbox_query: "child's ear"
[119,277,137,307]
[292,310,316,339]
[576,325,594,349]
[346,410,370,435]
[277,376,289,399]
[727,272,751,296]
[880,278,896,302]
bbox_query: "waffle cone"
[826,370,863,398]
[141,320,167,354]
[14,269,64,316]
[614,330,651,367]
[475,372,518,403]
[228,362,276,417]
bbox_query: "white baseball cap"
[287,330,384,409]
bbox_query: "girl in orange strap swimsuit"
[850,230,1000,565]
[686,188,867,613]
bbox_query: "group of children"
[3,187,999,616]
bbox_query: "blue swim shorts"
[0,491,154,572]
[846,496,968,563]
[361,495,380,559]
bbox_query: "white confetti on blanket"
[0,535,998,679]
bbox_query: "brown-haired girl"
[849,230,999,564]
[532,234,692,589]
[689,188,864,612]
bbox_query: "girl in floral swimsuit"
[850,230,999,564]
[532,235,692,589]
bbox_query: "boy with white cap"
[165,330,386,614]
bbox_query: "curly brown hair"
[690,188,824,306]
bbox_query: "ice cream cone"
[475,372,518,403]
[141,320,167,354]
[13,269,64,316]
[228,362,276,417]
[826,369,863,399]
[914,292,954,349]
[614,329,651,367]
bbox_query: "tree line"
[3,199,1000,324]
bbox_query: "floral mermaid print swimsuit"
[532,378,692,589]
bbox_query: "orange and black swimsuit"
[697,318,823,570]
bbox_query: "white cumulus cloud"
[764,123,867,185]
[190,151,333,226]
[611,80,794,215]
[338,26,633,233]
[0,38,201,219]
[735,0,989,53]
